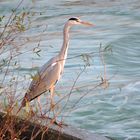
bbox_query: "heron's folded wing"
[26,62,61,101]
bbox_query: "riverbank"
[0,111,110,140]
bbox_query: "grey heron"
[20,17,93,111]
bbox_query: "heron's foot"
[53,120,68,127]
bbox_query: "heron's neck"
[59,23,70,60]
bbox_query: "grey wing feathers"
[22,56,61,106]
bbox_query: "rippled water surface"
[1,0,140,139]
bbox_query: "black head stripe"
[69,18,79,22]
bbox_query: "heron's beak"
[80,20,94,26]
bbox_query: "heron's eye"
[69,18,79,22]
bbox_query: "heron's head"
[67,17,94,27]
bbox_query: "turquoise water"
[0,0,140,139]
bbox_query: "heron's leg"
[50,87,66,126]
[50,86,55,111]
[37,96,43,115]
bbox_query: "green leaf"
[81,53,92,66]
[104,44,113,52]
[0,16,4,22]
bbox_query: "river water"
[0,0,140,139]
